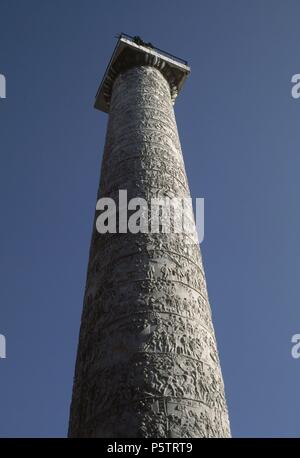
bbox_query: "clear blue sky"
[1,0,300,437]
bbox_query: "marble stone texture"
[68,65,231,438]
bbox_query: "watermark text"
[0,334,6,359]
[0,73,6,99]
[95,190,204,243]
[291,334,300,359]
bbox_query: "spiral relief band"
[68,37,230,438]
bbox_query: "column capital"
[94,34,190,113]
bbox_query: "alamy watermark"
[1,72,7,357]
[291,334,300,359]
[291,74,300,99]
[0,334,6,359]
[0,73,6,99]
[95,190,204,243]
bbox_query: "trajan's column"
[68,34,230,438]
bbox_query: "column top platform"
[94,33,191,113]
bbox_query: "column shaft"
[68,65,230,438]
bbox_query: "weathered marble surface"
[68,65,230,438]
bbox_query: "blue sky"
[1,0,300,437]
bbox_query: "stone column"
[68,38,230,438]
